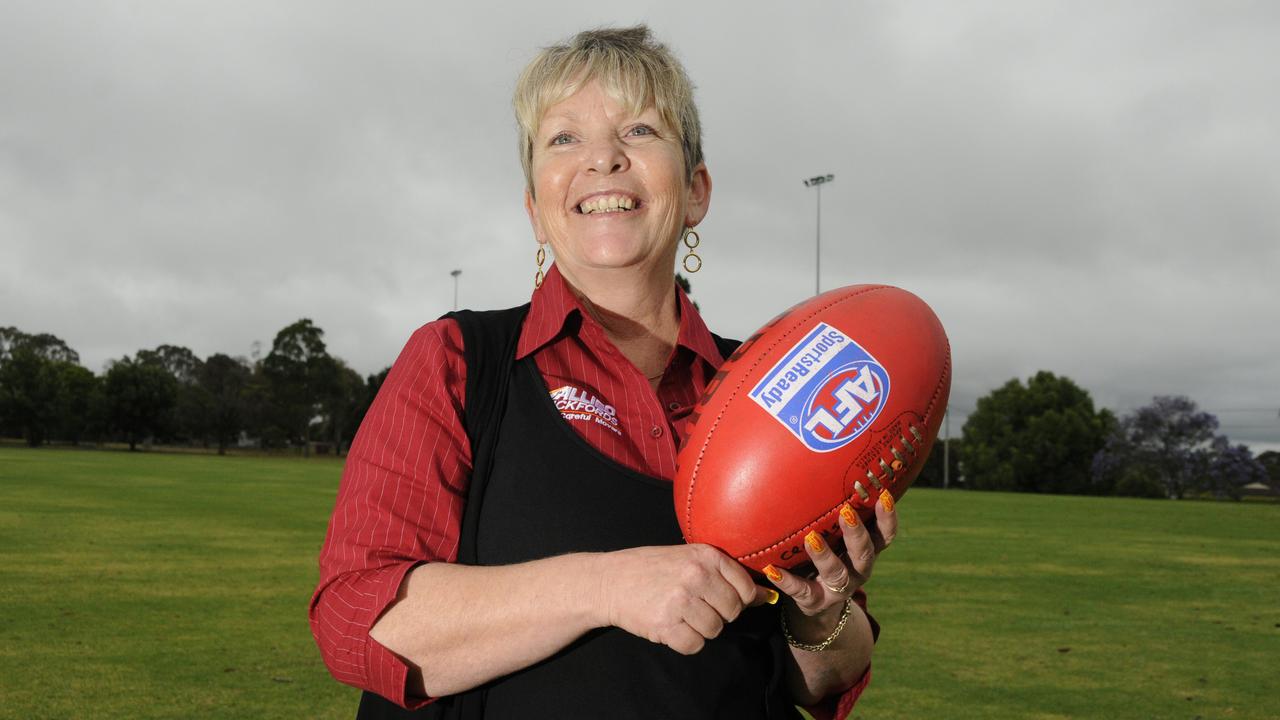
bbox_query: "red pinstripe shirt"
[309,263,869,717]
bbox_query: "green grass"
[0,447,356,719]
[851,491,1280,720]
[1,448,1278,719]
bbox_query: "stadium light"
[803,174,834,295]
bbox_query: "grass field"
[0,447,356,719]
[1,447,1277,719]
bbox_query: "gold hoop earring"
[682,229,702,273]
[534,245,546,289]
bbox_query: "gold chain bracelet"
[780,597,855,652]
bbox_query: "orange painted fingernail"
[880,492,896,512]
[764,564,783,583]
[840,504,859,528]
[805,530,826,553]
[764,589,780,605]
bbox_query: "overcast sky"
[2,1,1277,451]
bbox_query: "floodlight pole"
[803,174,834,295]
[944,406,950,489]
[450,269,461,310]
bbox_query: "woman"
[310,26,896,720]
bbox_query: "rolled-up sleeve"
[308,319,470,709]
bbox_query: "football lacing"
[878,458,894,480]
[859,424,925,503]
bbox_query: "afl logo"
[798,361,890,451]
[749,322,891,453]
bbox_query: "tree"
[962,371,1114,494]
[0,346,63,446]
[0,326,79,364]
[365,367,390,407]
[0,328,88,446]
[1092,396,1268,500]
[914,437,962,488]
[53,363,101,444]
[317,359,368,455]
[136,344,202,384]
[1202,437,1269,500]
[241,360,282,449]
[0,326,26,361]
[199,353,251,455]
[1257,451,1280,487]
[263,319,339,455]
[319,366,391,452]
[104,357,177,451]
[138,345,207,443]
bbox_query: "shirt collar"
[673,280,726,368]
[517,262,726,367]
[517,263,578,360]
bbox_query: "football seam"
[683,284,891,542]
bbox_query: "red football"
[675,284,951,573]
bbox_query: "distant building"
[1241,481,1278,498]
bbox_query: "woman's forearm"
[783,601,875,706]
[370,553,608,697]
[369,542,770,699]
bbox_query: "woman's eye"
[550,133,573,146]
[627,124,655,137]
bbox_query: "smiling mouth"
[576,195,640,214]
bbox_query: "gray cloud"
[2,1,1277,449]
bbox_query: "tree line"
[3,324,1277,498]
[0,321,387,455]
[912,371,1278,500]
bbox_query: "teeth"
[579,195,636,214]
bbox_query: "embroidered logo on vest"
[550,385,623,436]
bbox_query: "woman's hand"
[766,492,898,643]
[599,543,776,655]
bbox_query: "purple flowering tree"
[1203,437,1269,499]
[1093,396,1267,499]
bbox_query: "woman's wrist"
[782,597,855,649]
[550,552,614,630]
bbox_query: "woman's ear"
[524,188,546,245]
[684,164,712,227]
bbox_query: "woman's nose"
[585,137,629,175]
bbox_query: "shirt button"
[650,425,663,438]
[667,402,680,411]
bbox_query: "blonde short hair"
[514,26,704,194]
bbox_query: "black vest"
[357,306,800,720]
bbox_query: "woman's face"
[525,79,710,283]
